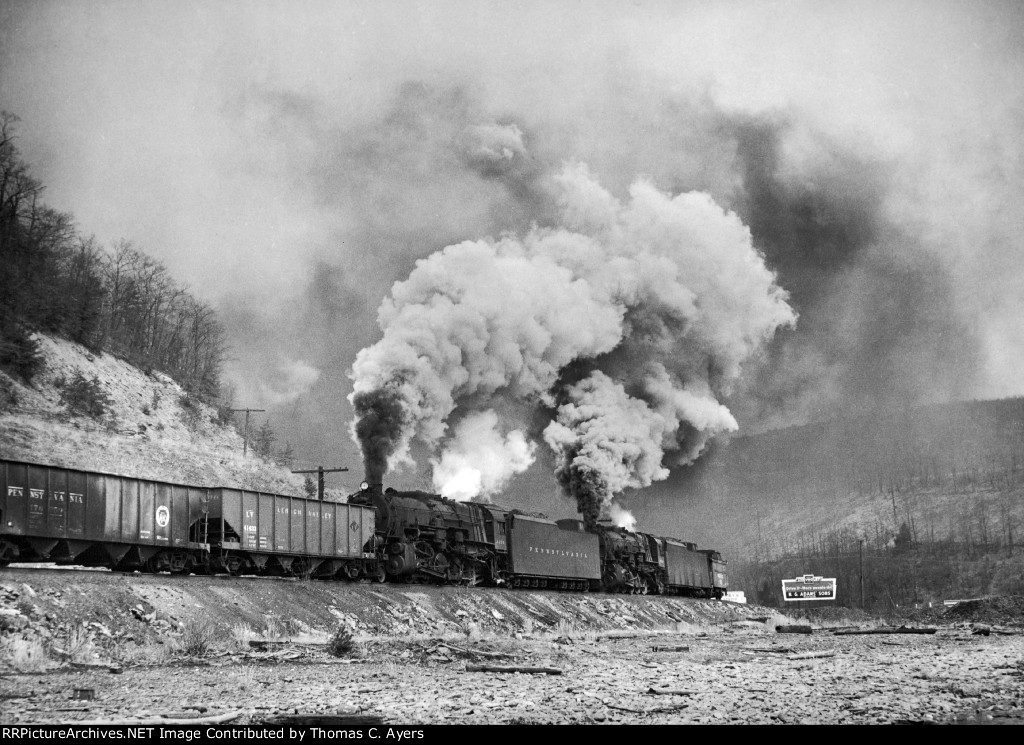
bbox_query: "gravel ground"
[3,622,1023,724]
[2,569,1024,725]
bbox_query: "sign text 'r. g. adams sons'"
[781,574,837,601]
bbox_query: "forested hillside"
[0,112,312,493]
[0,112,224,400]
[665,399,1024,609]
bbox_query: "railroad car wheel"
[374,565,387,583]
[170,557,193,575]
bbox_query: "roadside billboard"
[782,574,837,601]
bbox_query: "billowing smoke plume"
[350,162,794,524]
[725,117,983,426]
[430,410,536,501]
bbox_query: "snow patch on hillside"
[0,334,307,494]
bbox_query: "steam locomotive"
[0,459,727,599]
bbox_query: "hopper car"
[1,459,726,598]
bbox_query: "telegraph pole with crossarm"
[291,466,349,500]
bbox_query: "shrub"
[59,371,113,419]
[262,617,283,640]
[327,625,355,657]
[230,623,256,651]
[0,321,44,383]
[62,623,97,663]
[177,617,217,657]
[0,377,18,410]
[178,393,203,428]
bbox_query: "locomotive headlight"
[360,481,369,491]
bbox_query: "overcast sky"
[2,0,1023,495]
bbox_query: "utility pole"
[292,466,349,500]
[859,537,866,609]
[228,408,265,457]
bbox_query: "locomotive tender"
[0,459,726,598]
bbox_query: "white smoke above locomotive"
[349,161,795,524]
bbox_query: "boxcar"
[1,458,209,572]
[507,514,601,589]
[203,487,377,578]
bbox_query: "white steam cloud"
[349,161,794,520]
[609,503,638,532]
[430,410,536,501]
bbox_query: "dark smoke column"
[554,453,610,532]
[350,383,408,485]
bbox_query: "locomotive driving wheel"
[429,553,450,584]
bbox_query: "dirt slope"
[0,567,768,656]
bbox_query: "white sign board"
[781,574,836,601]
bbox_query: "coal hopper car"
[1,458,210,571]
[202,487,377,579]
[0,458,377,578]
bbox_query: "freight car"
[0,459,376,579]
[0,458,726,600]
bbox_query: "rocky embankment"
[2,568,1024,724]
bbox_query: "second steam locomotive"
[0,459,727,599]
